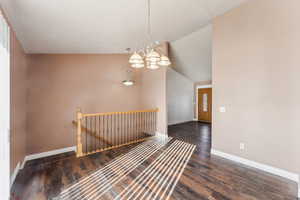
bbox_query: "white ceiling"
[0,0,247,53]
[170,25,212,82]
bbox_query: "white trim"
[24,146,76,162]
[196,85,212,89]
[195,84,212,120]
[155,132,168,139]
[211,149,299,183]
[168,120,193,126]
[193,118,198,121]
[10,146,77,187]
[298,185,300,198]
[10,162,21,187]
[20,159,27,170]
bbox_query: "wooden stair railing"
[76,108,158,157]
[72,120,112,146]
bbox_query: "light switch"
[240,143,245,150]
[219,106,226,113]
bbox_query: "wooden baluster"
[118,113,122,146]
[144,112,146,136]
[117,113,119,146]
[89,116,92,153]
[149,112,151,135]
[91,116,94,152]
[146,112,148,135]
[153,111,155,134]
[106,114,108,149]
[85,117,87,154]
[116,114,118,146]
[97,116,99,150]
[120,113,122,145]
[94,116,96,152]
[127,113,129,143]
[133,112,135,141]
[130,113,132,142]
[103,115,106,149]
[140,112,142,139]
[108,114,111,148]
[112,114,114,147]
[111,114,113,147]
[128,113,130,142]
[135,112,137,141]
[109,114,111,148]
[76,109,83,157]
[137,112,139,140]
[155,111,158,134]
[142,112,144,135]
[150,111,152,135]
[125,114,128,143]
[101,115,103,150]
[151,111,154,135]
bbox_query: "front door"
[198,88,212,123]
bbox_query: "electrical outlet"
[240,143,245,150]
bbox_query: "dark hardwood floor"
[11,121,298,200]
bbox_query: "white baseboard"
[193,118,198,121]
[11,146,76,187]
[155,132,168,139]
[10,162,21,187]
[168,120,194,126]
[211,149,299,183]
[24,146,76,162]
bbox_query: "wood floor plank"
[11,122,298,200]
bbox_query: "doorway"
[197,87,212,123]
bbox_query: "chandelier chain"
[147,0,151,43]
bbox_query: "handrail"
[82,108,159,117]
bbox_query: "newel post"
[76,108,83,157]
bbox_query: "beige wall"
[140,43,168,135]
[5,9,29,173]
[167,68,194,125]
[27,54,143,154]
[212,0,300,175]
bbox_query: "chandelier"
[128,0,171,69]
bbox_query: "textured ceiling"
[0,0,247,53]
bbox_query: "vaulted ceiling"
[1,0,247,53]
[170,25,212,82]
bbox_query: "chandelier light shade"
[122,80,134,86]
[122,70,135,86]
[158,55,171,66]
[146,50,161,63]
[128,0,171,70]
[131,63,145,68]
[129,52,144,64]
[146,62,160,70]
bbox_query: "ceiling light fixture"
[122,80,134,86]
[122,70,135,86]
[128,0,171,69]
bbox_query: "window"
[202,93,208,112]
